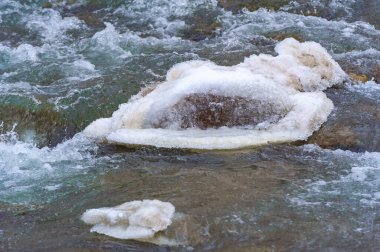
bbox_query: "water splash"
[291,145,380,207]
[0,124,98,204]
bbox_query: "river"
[0,0,380,251]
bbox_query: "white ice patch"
[242,38,346,91]
[84,39,345,149]
[81,199,175,240]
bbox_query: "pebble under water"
[0,0,380,251]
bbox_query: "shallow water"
[0,0,380,251]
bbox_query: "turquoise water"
[0,0,380,250]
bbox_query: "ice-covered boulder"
[83,38,347,149]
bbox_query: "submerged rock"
[75,12,105,28]
[83,38,346,149]
[217,0,290,13]
[180,7,222,42]
[374,66,380,83]
[349,73,369,83]
[0,103,78,147]
[181,22,221,42]
[266,32,304,42]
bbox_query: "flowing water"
[0,0,380,251]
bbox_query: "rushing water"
[0,0,380,251]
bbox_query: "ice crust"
[81,199,175,240]
[84,38,346,149]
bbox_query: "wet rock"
[0,104,79,147]
[42,2,53,8]
[185,22,221,41]
[308,125,360,150]
[217,0,290,13]
[373,66,380,83]
[61,3,106,29]
[283,1,349,20]
[308,88,380,151]
[337,61,379,85]
[79,0,126,10]
[161,214,204,246]
[76,12,105,28]
[0,26,32,47]
[153,94,287,130]
[43,0,78,9]
[180,7,222,42]
[352,0,380,29]
[349,73,368,83]
[181,22,221,42]
[266,32,304,42]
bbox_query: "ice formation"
[81,199,175,240]
[83,38,347,149]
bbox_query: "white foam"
[26,9,83,42]
[84,39,345,149]
[281,0,357,19]
[347,80,380,100]
[0,44,43,62]
[81,199,175,240]
[43,184,61,191]
[335,48,380,59]
[0,128,97,203]
[73,59,95,71]
[220,8,380,54]
[292,146,380,207]
[89,22,133,58]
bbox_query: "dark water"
[0,0,380,251]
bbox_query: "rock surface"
[217,0,290,13]
[308,86,380,152]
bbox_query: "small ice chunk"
[81,199,175,240]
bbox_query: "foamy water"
[0,127,99,204]
[292,145,380,207]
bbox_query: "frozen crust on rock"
[83,38,346,149]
